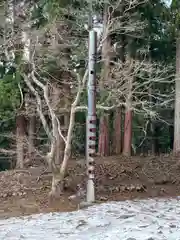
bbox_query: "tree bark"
[16,113,26,168]
[122,53,133,157]
[28,115,36,161]
[98,115,110,156]
[113,107,122,154]
[54,119,65,166]
[51,85,65,165]
[123,109,132,156]
[173,37,180,155]
[148,84,156,155]
[98,4,111,156]
[5,0,15,63]
[112,2,125,156]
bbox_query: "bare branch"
[0,148,16,155]
[23,74,52,139]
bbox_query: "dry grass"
[0,155,180,219]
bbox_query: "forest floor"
[0,155,180,219]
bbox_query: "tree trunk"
[112,3,125,156]
[55,113,70,164]
[98,115,110,156]
[16,114,26,168]
[50,172,64,198]
[5,0,14,63]
[149,118,155,155]
[100,4,111,89]
[123,109,132,156]
[173,37,180,156]
[54,119,64,166]
[52,85,64,166]
[113,107,122,154]
[98,4,111,156]
[49,106,74,197]
[122,41,134,157]
[28,115,36,161]
[148,84,156,155]
[47,141,64,198]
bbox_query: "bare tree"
[2,0,172,197]
[105,56,174,154]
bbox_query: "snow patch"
[1,198,180,239]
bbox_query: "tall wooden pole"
[86,17,97,203]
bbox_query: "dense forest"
[0,0,179,197]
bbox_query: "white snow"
[0,198,180,239]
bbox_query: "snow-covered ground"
[1,198,180,239]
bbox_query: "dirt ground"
[0,155,180,219]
